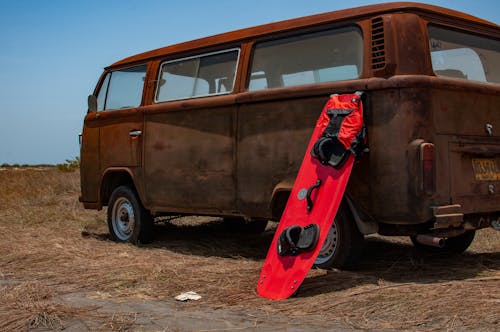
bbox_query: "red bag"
[311,92,366,168]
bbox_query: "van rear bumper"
[432,204,463,229]
[431,204,499,231]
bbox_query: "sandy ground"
[0,168,499,331]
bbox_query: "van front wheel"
[314,203,364,270]
[108,186,154,244]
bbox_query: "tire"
[107,185,154,244]
[223,217,268,234]
[314,202,364,269]
[410,230,475,254]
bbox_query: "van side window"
[97,65,147,111]
[429,25,500,83]
[248,27,363,91]
[155,49,239,102]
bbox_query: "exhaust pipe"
[492,218,500,231]
[415,234,445,248]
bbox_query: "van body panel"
[80,115,100,203]
[143,97,236,213]
[98,109,143,169]
[448,140,500,212]
[430,84,500,215]
[236,96,324,216]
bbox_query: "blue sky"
[0,0,498,164]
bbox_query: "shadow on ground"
[298,236,499,298]
[85,217,499,298]
[149,218,273,260]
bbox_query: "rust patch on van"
[153,141,168,151]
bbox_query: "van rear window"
[429,25,500,84]
[248,26,363,91]
[155,49,239,102]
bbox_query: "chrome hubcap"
[315,224,338,265]
[112,197,135,241]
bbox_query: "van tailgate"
[448,139,500,213]
[432,88,500,214]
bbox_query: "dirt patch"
[0,169,499,331]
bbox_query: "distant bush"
[1,163,54,168]
[57,157,80,172]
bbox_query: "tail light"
[420,143,435,195]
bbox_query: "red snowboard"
[257,92,364,300]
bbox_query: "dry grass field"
[0,168,498,331]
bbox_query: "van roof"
[110,2,498,68]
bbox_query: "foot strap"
[311,136,350,169]
[278,224,320,256]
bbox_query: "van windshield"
[428,25,500,84]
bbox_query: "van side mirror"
[88,95,98,113]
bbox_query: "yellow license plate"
[472,158,500,181]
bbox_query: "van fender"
[345,196,378,235]
[99,167,144,208]
[270,180,294,220]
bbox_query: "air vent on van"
[371,17,386,70]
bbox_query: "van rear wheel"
[108,185,154,244]
[314,203,364,269]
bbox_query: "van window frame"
[154,47,241,103]
[246,24,364,92]
[96,63,149,112]
[427,23,500,84]
[96,72,111,112]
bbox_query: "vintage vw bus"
[80,2,499,268]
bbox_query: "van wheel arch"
[100,170,136,206]
[270,189,291,220]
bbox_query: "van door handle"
[129,130,142,137]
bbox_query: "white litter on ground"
[175,291,202,302]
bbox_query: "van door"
[98,109,143,169]
[143,49,239,213]
[81,65,148,204]
[98,64,147,167]
[143,100,236,213]
[428,26,500,215]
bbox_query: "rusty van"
[80,2,500,268]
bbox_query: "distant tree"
[56,157,80,172]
